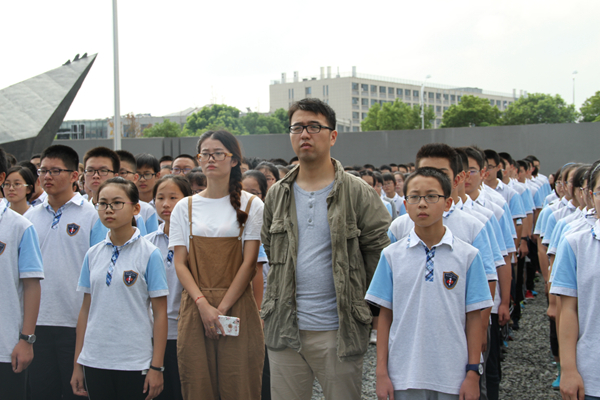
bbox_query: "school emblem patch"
[0,241,6,255]
[123,270,138,286]
[66,223,80,236]
[444,271,459,290]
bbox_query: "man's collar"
[44,192,85,211]
[104,227,142,248]
[407,226,454,250]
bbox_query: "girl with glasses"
[4,166,35,216]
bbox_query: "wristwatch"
[466,363,484,375]
[19,333,36,344]
[149,365,165,372]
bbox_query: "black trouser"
[511,256,526,323]
[526,238,539,291]
[155,340,183,400]
[485,314,502,400]
[27,326,78,400]
[84,366,147,400]
[0,362,28,400]
[262,345,271,400]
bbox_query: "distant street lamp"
[421,75,431,130]
[572,71,578,105]
[112,0,122,150]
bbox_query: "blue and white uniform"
[29,191,47,207]
[366,228,492,395]
[145,223,181,340]
[473,193,516,253]
[77,228,168,370]
[139,200,159,234]
[25,193,100,327]
[488,180,526,220]
[258,244,269,298]
[542,200,578,246]
[0,202,44,363]
[550,219,600,397]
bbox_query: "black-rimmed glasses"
[405,194,448,204]
[288,124,334,134]
[95,201,135,211]
[38,168,74,176]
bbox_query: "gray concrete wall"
[53,122,598,175]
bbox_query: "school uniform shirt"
[25,192,100,328]
[488,180,526,219]
[473,193,516,253]
[169,191,264,252]
[526,179,545,209]
[460,201,506,262]
[544,191,559,207]
[0,202,44,362]
[482,188,517,239]
[29,190,47,207]
[542,200,578,246]
[366,227,493,395]
[548,210,596,261]
[547,208,585,255]
[91,209,148,245]
[139,200,159,234]
[384,193,406,218]
[258,244,269,298]
[534,198,565,237]
[77,228,168,371]
[388,202,499,281]
[382,197,397,221]
[550,219,600,397]
[145,223,181,340]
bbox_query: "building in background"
[269,67,524,131]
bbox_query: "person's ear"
[0,172,5,186]
[133,203,141,216]
[70,170,79,184]
[444,195,453,211]
[155,171,161,179]
[330,130,338,147]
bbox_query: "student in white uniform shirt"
[145,175,192,400]
[71,177,168,400]
[4,166,36,216]
[84,147,149,244]
[550,163,600,400]
[368,168,492,400]
[117,150,160,233]
[25,145,101,400]
[0,148,44,400]
[382,172,407,218]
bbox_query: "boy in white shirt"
[367,167,492,400]
[382,172,406,218]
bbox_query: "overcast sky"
[2,0,598,120]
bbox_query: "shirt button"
[308,219,312,223]
[309,204,313,208]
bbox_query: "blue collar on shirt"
[43,192,85,213]
[103,227,143,249]
[592,220,600,241]
[407,227,455,251]
[443,200,456,218]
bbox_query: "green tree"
[580,91,600,122]
[501,93,579,125]
[241,112,286,134]
[272,108,289,129]
[361,100,435,131]
[441,95,501,128]
[142,119,182,137]
[183,104,248,136]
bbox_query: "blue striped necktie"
[107,246,120,286]
[425,246,435,282]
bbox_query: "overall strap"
[188,196,193,237]
[238,195,256,238]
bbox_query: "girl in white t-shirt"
[4,166,35,216]
[171,130,264,399]
[71,177,168,400]
[146,175,192,400]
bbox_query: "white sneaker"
[369,330,377,344]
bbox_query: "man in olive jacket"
[261,98,391,400]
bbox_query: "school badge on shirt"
[0,241,6,255]
[444,271,459,290]
[123,270,138,286]
[66,223,80,236]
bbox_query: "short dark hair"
[573,165,590,189]
[83,147,120,172]
[116,150,137,172]
[397,164,409,172]
[416,143,460,178]
[41,145,79,171]
[463,147,485,170]
[269,158,288,167]
[6,166,36,201]
[158,155,173,163]
[277,165,289,178]
[30,153,41,160]
[363,164,375,171]
[382,172,396,183]
[175,154,199,167]
[484,149,501,167]
[17,161,38,179]
[516,160,528,172]
[242,157,260,170]
[98,177,139,204]
[153,174,192,200]
[256,161,280,183]
[373,171,384,186]
[346,170,360,177]
[186,168,206,188]
[389,163,397,167]
[498,152,514,168]
[588,160,600,191]
[527,155,540,163]
[136,153,160,173]
[6,153,17,168]
[288,98,336,130]
[289,156,299,164]
[0,147,8,178]
[404,167,452,198]
[359,170,374,187]
[380,165,392,172]
[242,170,268,199]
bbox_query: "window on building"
[436,106,442,113]
[371,99,378,105]
[324,85,329,96]
[352,127,360,132]
[362,113,367,119]
[388,87,394,95]
[457,95,461,102]
[397,88,403,97]
[371,85,377,93]
[380,86,386,93]
[443,106,448,111]
[443,94,449,100]
[352,82,359,91]
[361,98,369,106]
[429,92,434,99]
[352,97,359,105]
[436,93,441,100]
[503,100,508,108]
[496,100,501,106]
[305,87,311,95]
[413,90,419,98]
[450,94,456,101]
[405,89,411,97]
[288,88,294,99]
[489,99,494,105]
[361,84,368,92]
[436,119,441,126]
[352,112,360,119]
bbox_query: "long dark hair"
[197,130,247,227]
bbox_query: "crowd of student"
[1,97,598,400]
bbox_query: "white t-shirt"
[0,203,44,362]
[169,191,263,251]
[145,223,182,340]
[366,228,493,395]
[25,193,100,327]
[77,228,168,371]
[550,219,600,397]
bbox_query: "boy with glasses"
[136,153,162,205]
[25,145,101,400]
[382,172,406,218]
[171,154,198,176]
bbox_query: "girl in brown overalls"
[171,130,264,400]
